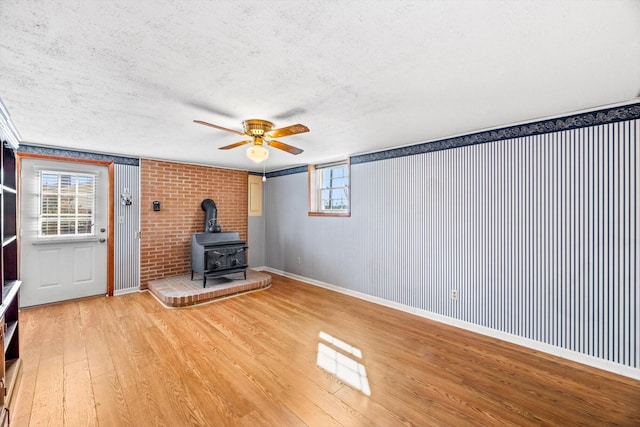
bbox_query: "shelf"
[2,109,20,421]
[2,190,16,239]
[4,358,22,410]
[1,236,16,248]
[2,280,22,311]
[1,146,16,190]
[3,321,16,353]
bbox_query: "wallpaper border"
[18,144,140,166]
[268,102,640,177]
[267,165,308,178]
[351,102,640,165]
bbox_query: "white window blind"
[38,170,96,237]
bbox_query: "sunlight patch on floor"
[316,332,371,396]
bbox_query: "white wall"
[248,214,265,268]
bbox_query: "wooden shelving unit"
[0,100,21,426]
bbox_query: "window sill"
[308,212,351,218]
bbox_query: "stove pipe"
[201,198,221,233]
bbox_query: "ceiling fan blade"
[219,140,251,150]
[194,120,246,136]
[269,140,304,155]
[266,123,309,138]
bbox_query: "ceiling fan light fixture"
[246,145,269,163]
[194,117,307,158]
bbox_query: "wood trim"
[16,152,115,296]
[15,154,21,281]
[308,212,351,217]
[17,152,113,166]
[307,164,315,212]
[107,163,114,296]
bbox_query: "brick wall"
[140,159,248,289]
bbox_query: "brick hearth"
[148,270,271,307]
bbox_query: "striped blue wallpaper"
[265,118,639,371]
[114,164,141,294]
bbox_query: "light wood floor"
[10,274,640,426]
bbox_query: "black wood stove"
[191,199,248,287]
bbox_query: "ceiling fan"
[194,118,309,163]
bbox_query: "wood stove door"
[206,249,227,271]
[227,245,247,267]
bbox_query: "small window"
[309,160,350,217]
[39,171,96,237]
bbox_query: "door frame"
[17,152,115,296]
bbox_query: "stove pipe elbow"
[201,199,221,233]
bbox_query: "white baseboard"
[113,287,141,296]
[261,267,640,381]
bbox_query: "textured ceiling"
[1,0,639,172]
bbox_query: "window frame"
[308,159,351,217]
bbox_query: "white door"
[20,159,109,307]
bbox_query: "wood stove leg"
[203,275,207,287]
[191,270,194,281]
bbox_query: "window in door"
[39,171,96,237]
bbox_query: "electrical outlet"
[451,290,459,300]
[296,257,301,265]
